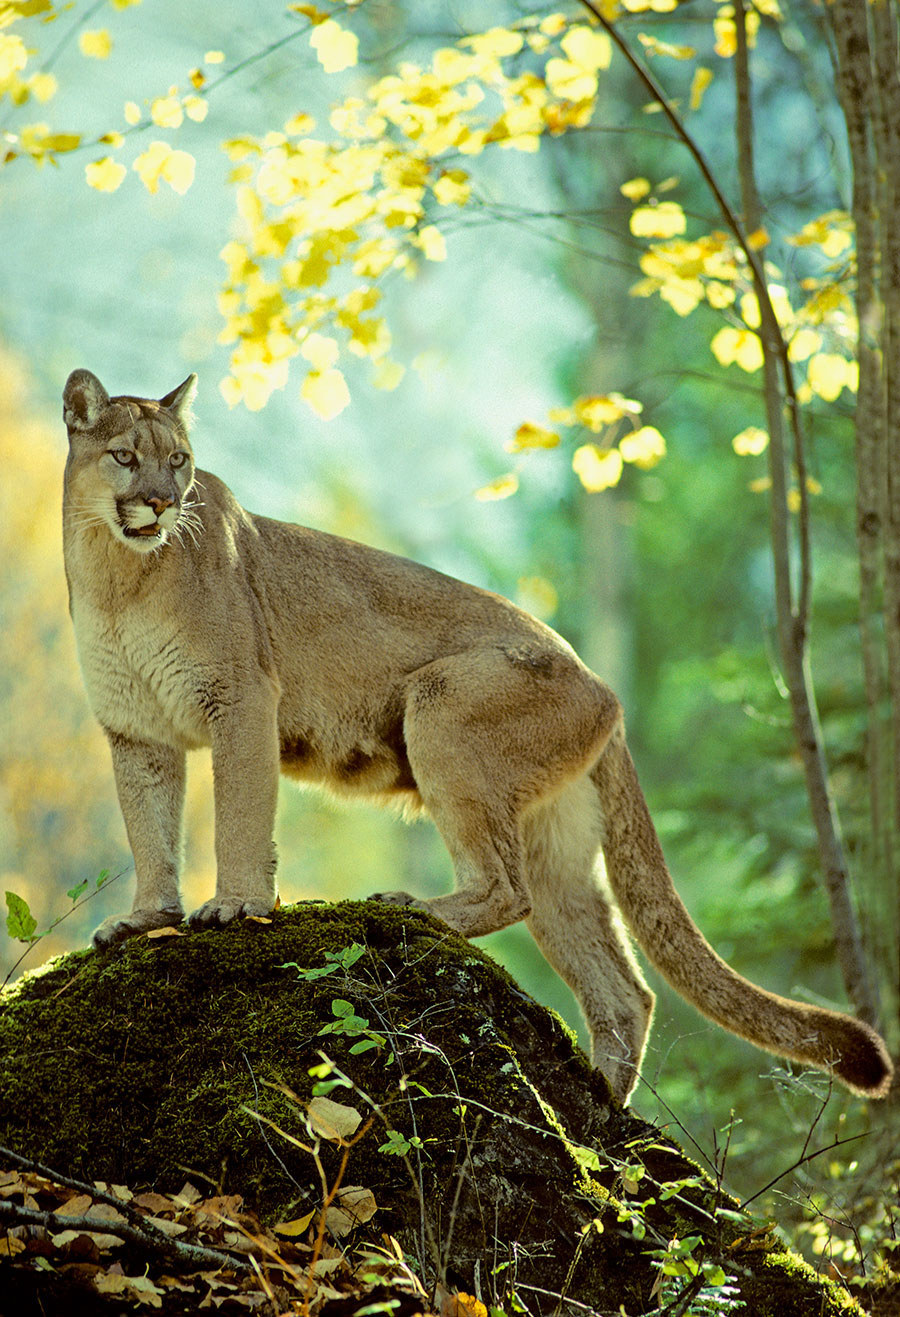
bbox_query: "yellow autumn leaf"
[475,473,519,501]
[637,33,695,59]
[85,156,127,192]
[787,328,821,362]
[132,141,195,195]
[310,19,358,74]
[373,358,405,391]
[732,426,769,456]
[417,225,447,261]
[79,29,112,59]
[184,95,208,122]
[689,66,713,111]
[749,476,772,493]
[274,1210,316,1238]
[574,393,642,430]
[301,367,350,419]
[572,444,623,491]
[807,352,855,402]
[161,147,195,194]
[710,326,764,373]
[560,25,612,71]
[300,333,339,372]
[506,422,560,452]
[630,202,686,239]
[124,100,141,125]
[205,50,225,64]
[619,425,666,468]
[0,33,28,83]
[620,177,651,202]
[28,72,57,103]
[433,170,471,206]
[788,210,853,258]
[463,27,524,59]
[151,94,183,129]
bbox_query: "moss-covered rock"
[0,901,864,1314]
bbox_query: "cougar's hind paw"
[369,890,425,910]
[92,907,185,949]
[188,896,275,929]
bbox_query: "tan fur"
[61,370,893,1104]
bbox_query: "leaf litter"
[0,1160,441,1314]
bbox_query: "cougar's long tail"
[590,725,893,1098]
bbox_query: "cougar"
[60,368,892,1104]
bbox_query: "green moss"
[0,901,864,1314]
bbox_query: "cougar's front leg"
[189,679,280,928]
[93,732,187,948]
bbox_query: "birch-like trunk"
[831,0,900,1046]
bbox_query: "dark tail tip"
[832,1018,894,1098]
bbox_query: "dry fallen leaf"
[324,1185,377,1237]
[274,1209,316,1237]
[307,1096,363,1141]
[94,1271,165,1308]
[144,926,184,939]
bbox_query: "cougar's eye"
[110,448,136,467]
[169,451,188,469]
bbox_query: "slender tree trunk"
[732,0,880,1027]
[831,0,900,1045]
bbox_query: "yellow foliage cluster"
[217,14,624,417]
[486,393,666,497]
[626,185,859,425]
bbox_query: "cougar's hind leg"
[376,647,621,939]
[522,777,655,1104]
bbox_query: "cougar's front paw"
[188,896,275,929]
[92,907,185,949]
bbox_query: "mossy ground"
[0,901,865,1315]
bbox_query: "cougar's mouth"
[122,523,162,538]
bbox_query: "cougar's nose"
[146,495,174,516]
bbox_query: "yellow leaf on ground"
[274,1209,316,1237]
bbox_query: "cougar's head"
[63,369,199,555]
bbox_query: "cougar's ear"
[63,370,110,433]
[159,373,198,426]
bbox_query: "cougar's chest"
[71,596,209,749]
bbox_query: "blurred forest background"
[1,0,897,1285]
